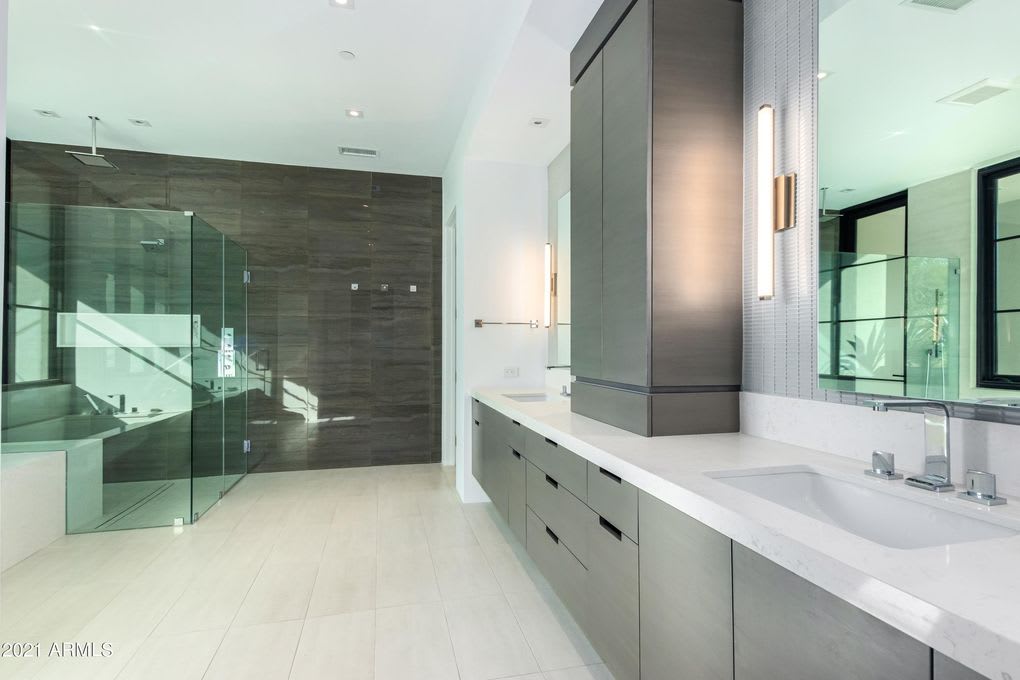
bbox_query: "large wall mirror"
[817,0,1020,406]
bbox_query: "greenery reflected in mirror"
[817,0,1020,404]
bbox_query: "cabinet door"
[733,543,930,680]
[601,0,650,386]
[471,415,484,489]
[586,511,639,680]
[934,653,989,680]
[570,51,604,380]
[507,448,526,544]
[639,492,733,680]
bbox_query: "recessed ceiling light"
[346,109,364,119]
[35,109,60,118]
[329,0,354,8]
[528,117,550,128]
[88,24,101,31]
[128,119,152,127]
[338,50,357,61]
[817,71,831,80]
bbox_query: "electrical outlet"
[504,367,520,379]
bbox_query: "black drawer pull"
[473,398,479,404]
[599,467,622,484]
[600,517,623,541]
[545,474,559,489]
[512,450,522,459]
[512,420,521,426]
[545,526,560,543]
[544,437,558,447]
[473,420,480,426]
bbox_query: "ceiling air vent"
[900,0,976,11]
[938,79,1013,106]
[339,146,378,158]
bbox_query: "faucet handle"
[958,470,1007,506]
[865,450,903,480]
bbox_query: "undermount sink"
[708,465,1018,550]
[503,393,551,402]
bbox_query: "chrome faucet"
[868,400,953,492]
[108,394,127,415]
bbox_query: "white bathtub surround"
[1,451,65,570]
[474,387,1020,679]
[741,391,1020,497]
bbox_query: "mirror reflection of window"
[979,160,1020,387]
[817,0,1020,404]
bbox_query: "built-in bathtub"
[1,451,65,570]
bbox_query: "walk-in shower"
[2,204,248,532]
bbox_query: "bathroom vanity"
[471,389,1015,680]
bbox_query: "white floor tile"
[306,556,377,617]
[377,515,430,555]
[203,620,302,680]
[232,560,317,626]
[116,629,224,680]
[422,509,478,550]
[444,594,540,680]
[505,588,601,672]
[376,547,440,608]
[374,602,459,680]
[432,545,501,600]
[542,664,615,680]
[289,611,375,680]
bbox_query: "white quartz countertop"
[473,387,1020,679]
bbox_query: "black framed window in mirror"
[978,157,1020,389]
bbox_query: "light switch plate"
[504,367,520,378]
[410,285,417,292]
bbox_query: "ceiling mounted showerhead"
[65,116,117,169]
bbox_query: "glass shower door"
[223,237,247,492]
[190,218,225,519]
[190,217,248,520]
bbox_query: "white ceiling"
[465,0,602,166]
[7,0,548,176]
[820,0,1020,209]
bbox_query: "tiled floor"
[0,464,610,680]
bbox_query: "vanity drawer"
[525,429,587,502]
[526,508,588,625]
[507,418,526,453]
[587,462,639,542]
[586,510,640,680]
[507,448,527,544]
[526,461,591,565]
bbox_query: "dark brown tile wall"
[8,140,443,471]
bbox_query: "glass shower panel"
[2,205,196,531]
[905,256,960,401]
[190,218,225,520]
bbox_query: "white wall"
[454,160,549,502]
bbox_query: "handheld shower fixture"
[65,116,118,169]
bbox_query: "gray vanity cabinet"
[600,0,650,387]
[639,492,733,680]
[732,543,930,680]
[476,404,508,519]
[570,52,603,381]
[585,509,640,680]
[506,447,526,544]
[934,653,990,680]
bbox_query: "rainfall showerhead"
[66,116,118,169]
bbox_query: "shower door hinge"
[243,270,252,284]
[243,439,252,454]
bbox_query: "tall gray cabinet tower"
[570,0,744,436]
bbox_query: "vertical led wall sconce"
[543,242,553,328]
[756,104,797,301]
